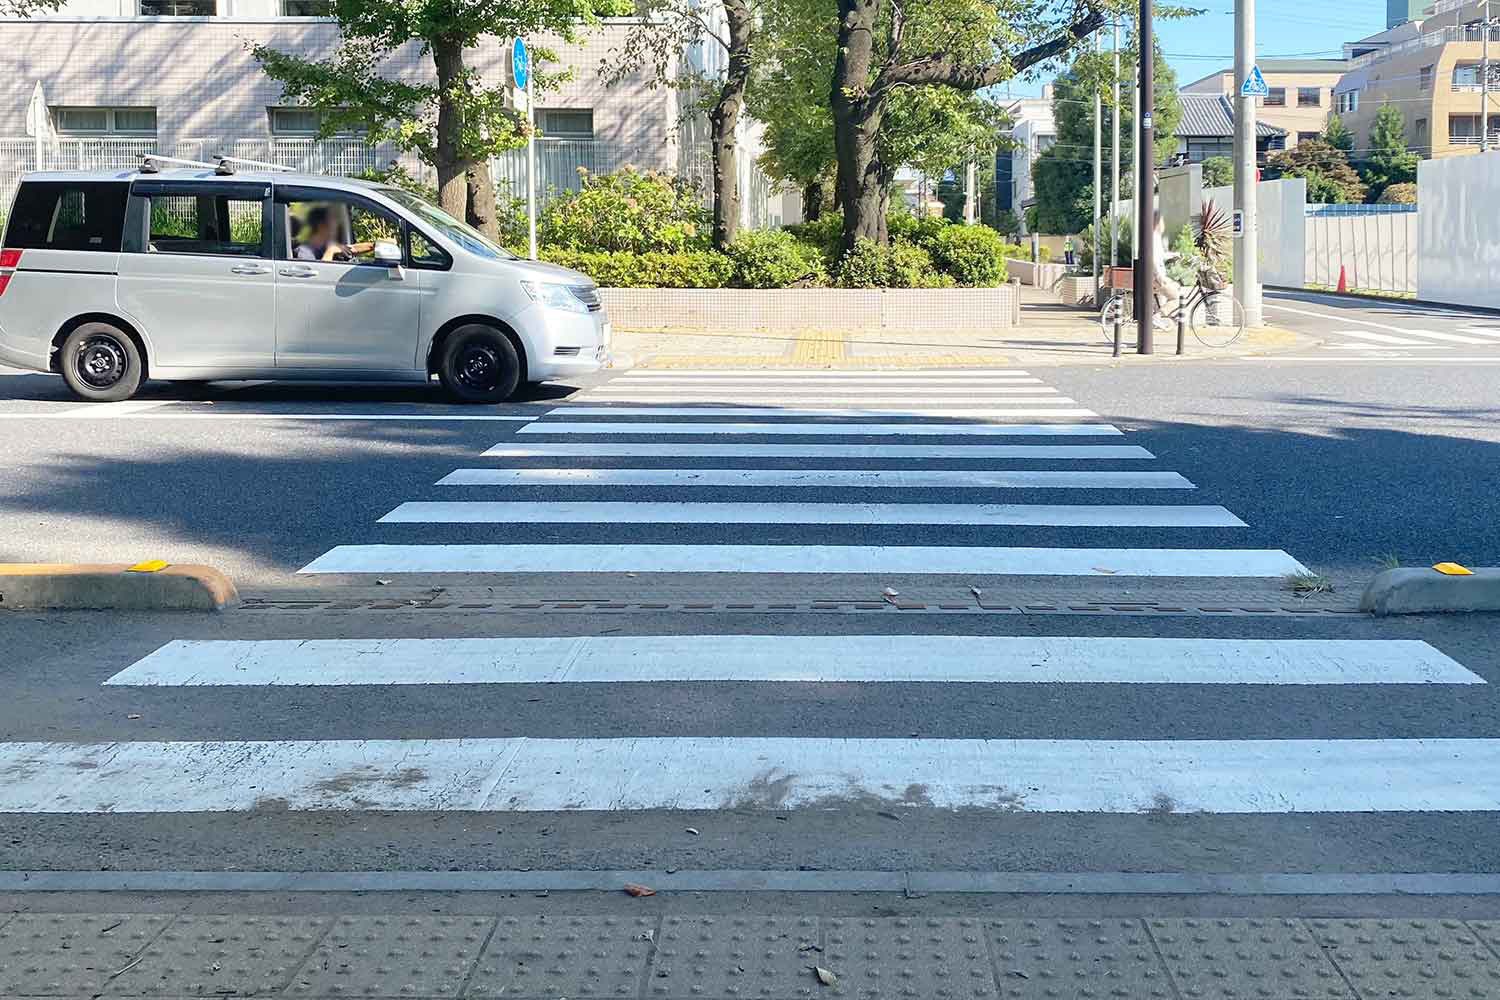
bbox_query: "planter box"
[1056,275,1100,307]
[1005,259,1068,289]
[598,286,1022,333]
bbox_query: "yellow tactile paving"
[790,328,847,364]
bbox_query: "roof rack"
[215,155,294,173]
[139,153,233,174]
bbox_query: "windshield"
[378,187,516,260]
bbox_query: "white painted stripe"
[298,544,1308,576]
[0,413,539,421]
[602,378,1047,387]
[1459,327,1500,339]
[1264,302,1427,334]
[584,393,1067,402]
[106,637,1482,687]
[1328,330,1427,346]
[587,386,1057,396]
[482,443,1156,459]
[6,737,1500,813]
[1327,344,1446,351]
[1246,357,1500,364]
[547,406,1096,417]
[615,369,1032,378]
[435,468,1194,488]
[380,501,1238,526]
[59,399,172,417]
[1391,329,1490,345]
[517,422,1122,436]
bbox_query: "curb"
[0,562,238,611]
[1360,566,1500,616]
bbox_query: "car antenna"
[138,153,228,174]
[215,155,294,173]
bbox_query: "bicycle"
[1097,265,1248,349]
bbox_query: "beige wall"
[1345,39,1498,158]
[1184,69,1345,146]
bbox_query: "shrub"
[930,224,1008,286]
[540,168,709,253]
[831,239,948,288]
[782,214,843,263]
[725,228,825,288]
[886,210,948,251]
[832,239,889,288]
[540,248,733,288]
[1377,182,1417,205]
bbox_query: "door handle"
[278,266,317,278]
[230,263,270,275]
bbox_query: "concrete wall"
[1202,178,1306,288]
[1419,152,1500,307]
[1306,208,1418,295]
[1160,164,1203,237]
[600,288,1023,333]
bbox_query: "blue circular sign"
[512,38,529,89]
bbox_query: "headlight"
[520,279,589,314]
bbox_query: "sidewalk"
[4,895,1499,998]
[611,286,1305,369]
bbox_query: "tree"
[254,0,595,237]
[1377,181,1417,204]
[1322,113,1354,154]
[606,0,755,248]
[828,0,1112,250]
[1360,103,1419,201]
[1266,139,1366,204]
[1028,33,1181,235]
[1200,155,1233,188]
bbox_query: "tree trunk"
[802,180,823,221]
[465,163,500,240]
[431,36,467,222]
[708,0,753,249]
[831,0,888,250]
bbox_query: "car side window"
[408,228,450,269]
[5,181,129,252]
[127,184,269,258]
[279,193,403,266]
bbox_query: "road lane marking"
[0,412,540,421]
[598,378,1049,387]
[482,443,1156,459]
[105,637,1480,687]
[614,369,1034,378]
[1392,329,1491,345]
[380,501,1238,526]
[545,406,1098,418]
[298,544,1306,576]
[5,737,1500,812]
[1323,330,1428,346]
[516,422,1123,436]
[584,387,1058,396]
[435,468,1194,488]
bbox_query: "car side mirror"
[373,239,402,264]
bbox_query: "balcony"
[1448,133,1500,145]
[1354,23,1500,67]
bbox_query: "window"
[268,107,361,136]
[52,106,156,136]
[1297,131,1322,143]
[132,186,267,257]
[4,182,129,252]
[281,0,330,12]
[379,187,516,261]
[538,109,595,140]
[278,191,402,265]
[1297,87,1322,108]
[407,228,450,269]
[1185,139,1233,162]
[1264,87,1286,107]
[1336,90,1360,114]
[139,0,214,12]
[1420,65,1434,91]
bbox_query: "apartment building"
[994,88,1055,232]
[1182,59,1350,148]
[1336,0,1500,157]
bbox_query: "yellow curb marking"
[1433,562,1474,576]
[127,559,170,573]
[791,329,848,365]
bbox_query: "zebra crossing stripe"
[1393,329,1491,345]
[1330,330,1428,346]
[516,422,1122,436]
[544,406,1097,417]
[583,387,1059,397]
[297,544,1307,576]
[594,379,1049,388]
[379,501,1238,526]
[104,637,1481,687]
[434,468,1194,488]
[6,737,1500,813]
[482,443,1156,459]
[612,370,1034,378]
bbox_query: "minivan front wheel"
[439,325,522,403]
[59,323,143,403]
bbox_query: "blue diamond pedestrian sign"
[511,38,529,90]
[1241,65,1269,98]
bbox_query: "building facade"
[1337,0,1500,157]
[995,89,1055,233]
[1181,59,1350,148]
[1173,95,1287,163]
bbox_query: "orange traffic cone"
[1336,265,1348,294]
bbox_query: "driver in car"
[294,206,374,262]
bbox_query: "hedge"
[539,248,733,289]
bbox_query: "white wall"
[1202,178,1305,288]
[1419,152,1500,308]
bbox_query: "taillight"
[0,248,19,296]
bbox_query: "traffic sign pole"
[1233,0,1262,326]
[511,37,537,261]
[1137,0,1155,354]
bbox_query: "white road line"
[381,501,1237,526]
[435,468,1195,489]
[583,390,1064,399]
[1459,327,1500,339]
[0,413,539,421]
[482,443,1156,459]
[6,737,1500,813]
[546,406,1098,418]
[1247,357,1500,364]
[58,399,174,417]
[1326,330,1428,346]
[615,370,1033,378]
[1391,329,1491,345]
[588,385,1054,395]
[517,422,1122,436]
[298,544,1307,576]
[601,378,1047,387]
[1327,345,1447,351]
[105,637,1481,687]
[1266,301,1477,337]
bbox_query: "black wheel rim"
[455,344,503,393]
[75,335,129,389]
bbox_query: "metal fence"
[1304,203,1418,296]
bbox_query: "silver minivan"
[0,163,610,402]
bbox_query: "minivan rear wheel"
[439,325,522,403]
[59,322,143,403]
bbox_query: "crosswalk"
[1264,300,1500,358]
[9,368,1499,834]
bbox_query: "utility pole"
[1137,0,1155,353]
[1233,0,1262,326]
[1093,30,1103,296]
[1484,0,1492,153]
[1111,19,1121,273]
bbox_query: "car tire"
[438,325,522,403]
[58,322,144,403]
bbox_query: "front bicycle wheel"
[1098,292,1137,347]
[1189,290,1247,348]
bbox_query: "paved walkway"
[4,904,1498,997]
[611,286,1305,369]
